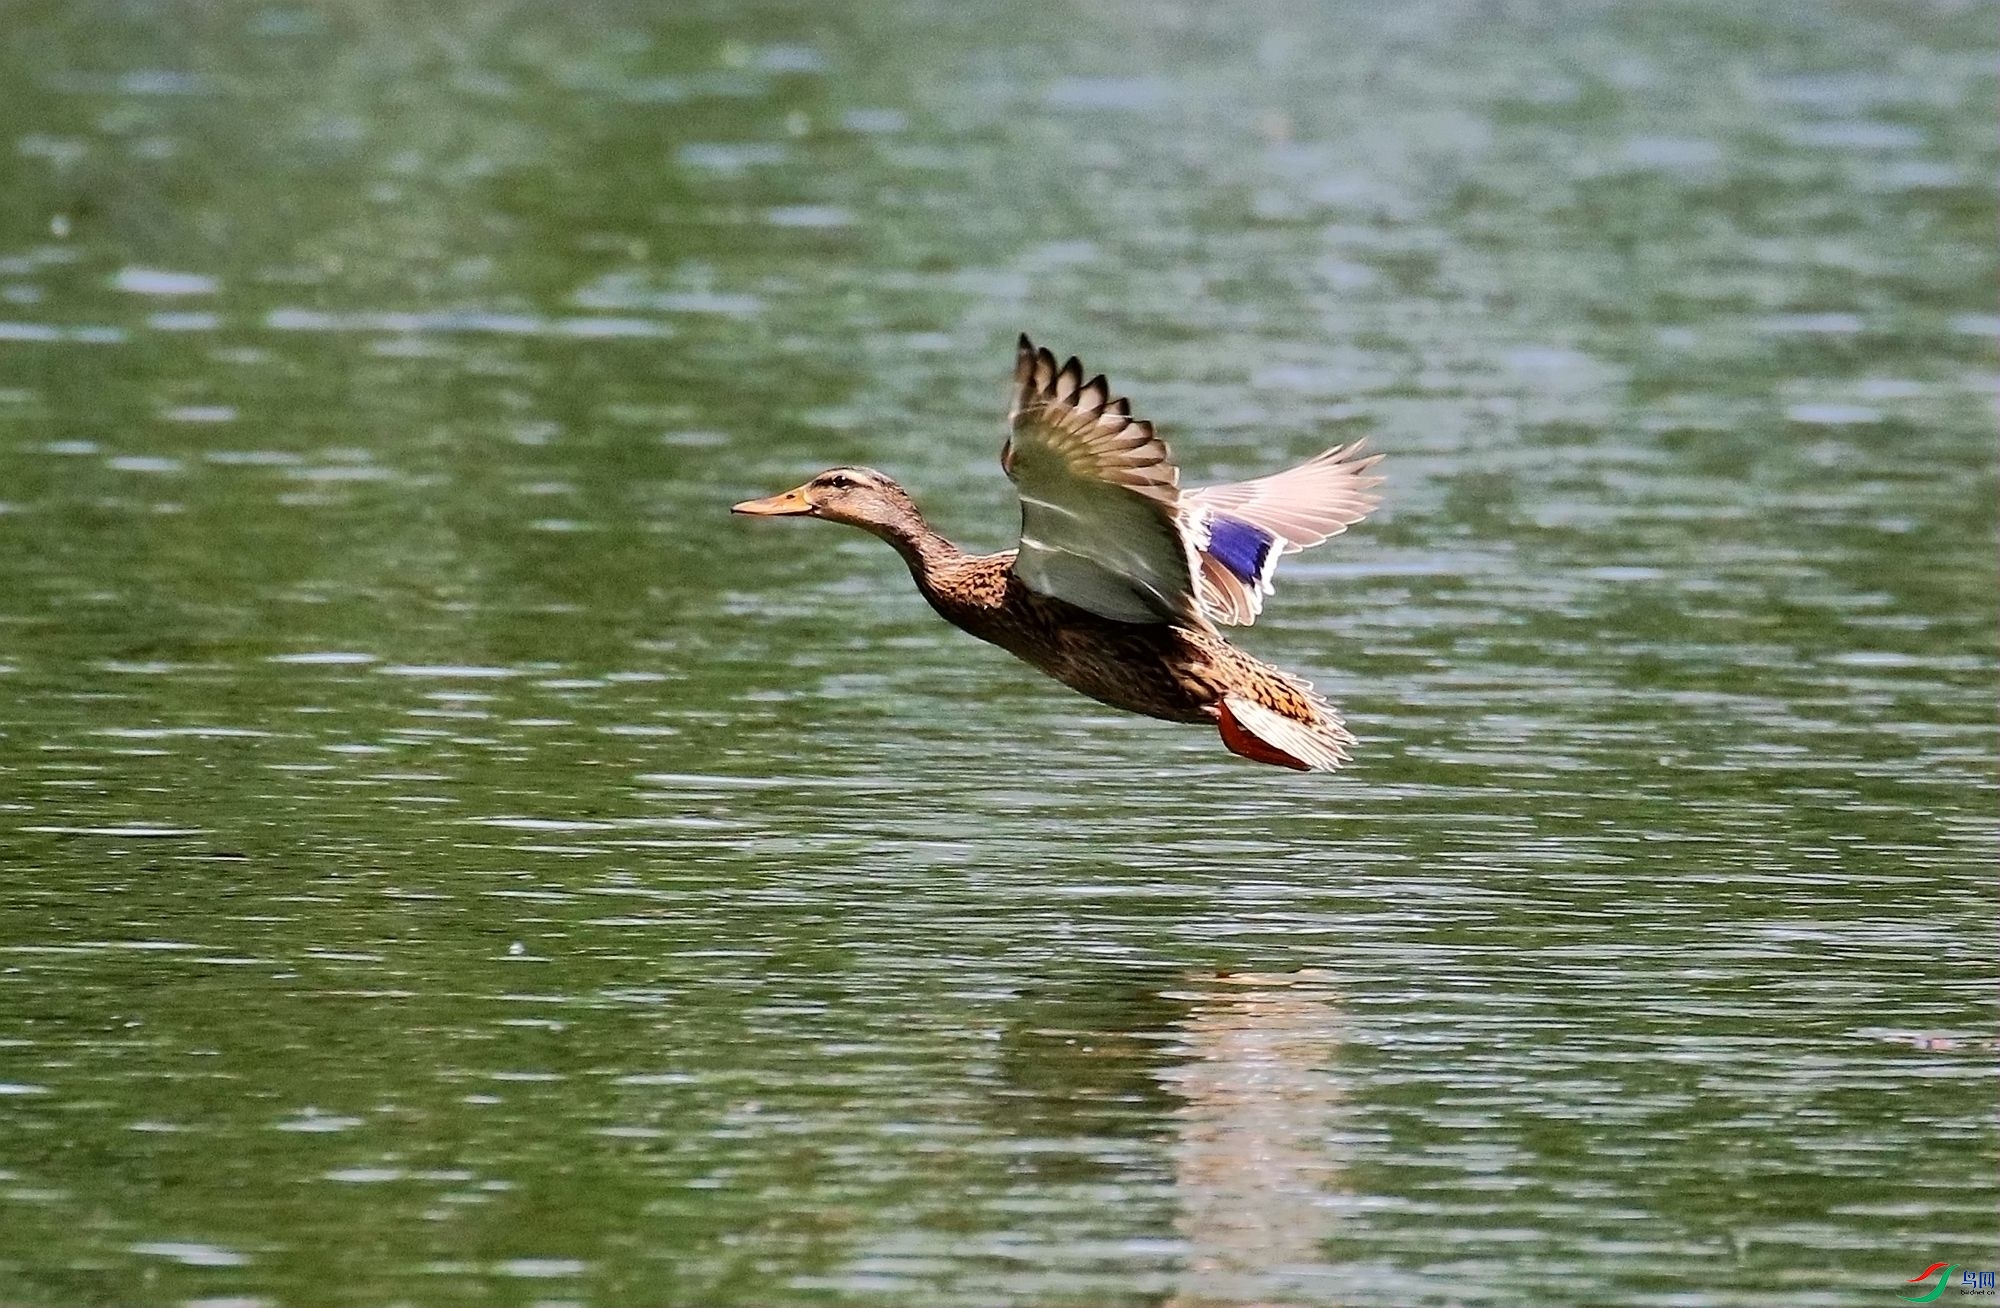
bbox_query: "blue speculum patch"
[1206,515,1275,583]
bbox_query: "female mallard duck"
[732,336,1384,771]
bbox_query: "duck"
[731,335,1384,771]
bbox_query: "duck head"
[731,466,922,540]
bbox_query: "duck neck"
[874,511,961,587]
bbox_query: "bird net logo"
[1902,1263,1997,1300]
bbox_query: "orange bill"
[731,485,814,516]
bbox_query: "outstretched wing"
[1183,440,1384,625]
[1003,335,1203,625]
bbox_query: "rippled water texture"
[1,2,1995,1305]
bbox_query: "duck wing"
[1003,335,1203,625]
[1183,440,1385,626]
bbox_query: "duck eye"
[823,473,855,490]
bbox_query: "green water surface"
[0,2,1995,1305]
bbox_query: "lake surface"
[1,1,1995,1305]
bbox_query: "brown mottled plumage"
[917,550,1330,732]
[732,336,1383,771]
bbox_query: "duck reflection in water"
[989,968,1350,1305]
[1162,971,1349,1308]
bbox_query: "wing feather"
[1004,335,1202,624]
[1184,439,1384,626]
